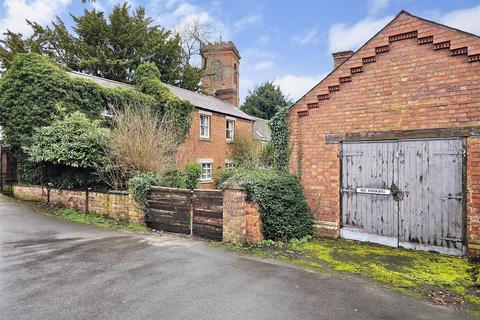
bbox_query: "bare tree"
[97,104,179,189]
[175,18,215,66]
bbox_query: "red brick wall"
[288,13,480,243]
[467,137,480,252]
[177,109,253,189]
[223,187,263,244]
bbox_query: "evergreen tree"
[241,81,292,120]
[0,3,203,91]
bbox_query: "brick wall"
[223,187,263,244]
[467,137,480,252]
[288,12,480,245]
[177,109,253,189]
[11,185,144,225]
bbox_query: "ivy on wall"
[0,53,152,151]
[0,53,195,187]
[134,62,194,143]
[269,107,290,171]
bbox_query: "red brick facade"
[176,109,253,189]
[288,12,480,249]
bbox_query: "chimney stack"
[332,51,354,69]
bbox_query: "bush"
[219,168,313,241]
[100,104,178,190]
[158,162,202,190]
[230,134,258,167]
[128,172,160,208]
[182,162,202,190]
[22,111,109,189]
[158,169,186,188]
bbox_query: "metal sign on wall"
[356,188,391,195]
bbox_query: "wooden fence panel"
[146,187,192,235]
[193,189,223,241]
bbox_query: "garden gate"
[341,138,465,256]
[146,187,223,241]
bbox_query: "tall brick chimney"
[332,50,354,69]
[201,41,241,107]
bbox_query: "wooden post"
[189,190,195,236]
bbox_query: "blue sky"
[1,0,479,103]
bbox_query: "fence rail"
[146,187,224,241]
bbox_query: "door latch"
[390,183,404,202]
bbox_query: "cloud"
[0,0,71,36]
[155,1,261,41]
[328,15,393,52]
[368,0,390,16]
[274,74,327,101]
[439,5,480,35]
[257,34,270,45]
[232,14,261,33]
[253,60,274,71]
[293,28,319,45]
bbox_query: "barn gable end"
[288,11,480,255]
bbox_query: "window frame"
[226,117,235,142]
[199,113,211,139]
[197,159,213,182]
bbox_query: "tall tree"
[241,81,292,120]
[0,3,203,91]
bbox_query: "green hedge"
[218,168,313,241]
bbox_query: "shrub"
[127,172,160,208]
[158,169,186,188]
[23,111,109,188]
[259,142,275,167]
[219,168,313,241]
[100,104,178,189]
[230,134,258,167]
[182,162,202,190]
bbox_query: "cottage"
[71,42,266,189]
[288,11,480,255]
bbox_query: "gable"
[291,11,480,114]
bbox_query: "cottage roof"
[68,71,254,121]
[252,116,271,141]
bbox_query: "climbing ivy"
[269,107,290,171]
[0,53,153,151]
[134,62,194,142]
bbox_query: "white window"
[200,114,210,139]
[200,162,212,181]
[226,119,235,141]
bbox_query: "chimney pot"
[332,50,354,69]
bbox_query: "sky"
[0,0,479,103]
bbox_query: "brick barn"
[288,11,480,255]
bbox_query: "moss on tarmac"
[223,238,480,317]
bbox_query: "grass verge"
[222,238,480,316]
[49,208,149,233]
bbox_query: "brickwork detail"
[223,187,263,244]
[467,138,480,254]
[288,11,480,241]
[11,185,144,225]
